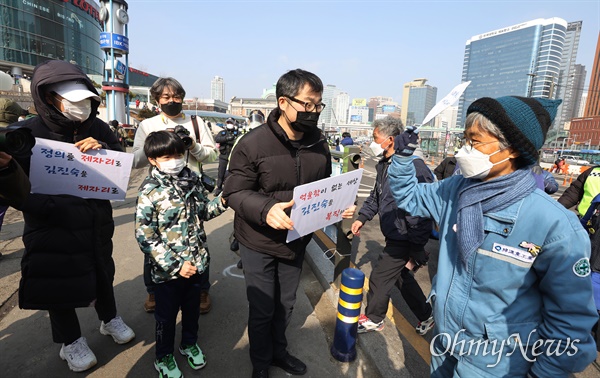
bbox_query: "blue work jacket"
[388,155,598,377]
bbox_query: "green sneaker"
[154,354,183,378]
[178,343,206,370]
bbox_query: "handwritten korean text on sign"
[29,138,133,201]
[286,169,363,242]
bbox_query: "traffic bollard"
[330,268,365,362]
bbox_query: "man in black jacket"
[352,116,435,335]
[223,69,354,378]
[13,60,134,372]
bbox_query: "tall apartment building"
[321,84,350,126]
[321,84,338,126]
[457,18,568,128]
[554,21,585,132]
[211,76,225,102]
[332,91,349,125]
[402,79,437,126]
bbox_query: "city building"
[457,18,569,129]
[348,101,369,124]
[569,32,600,149]
[584,32,600,117]
[332,91,349,125]
[402,79,437,126]
[228,88,277,120]
[211,75,225,102]
[321,84,339,126]
[554,22,586,135]
[434,105,458,131]
[577,91,588,118]
[0,0,105,83]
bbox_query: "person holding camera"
[132,77,218,315]
[11,60,134,372]
[213,118,239,196]
[351,116,435,335]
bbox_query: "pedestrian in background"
[135,131,228,377]
[213,117,239,196]
[132,77,218,315]
[389,96,597,377]
[351,116,435,336]
[223,69,355,378]
[433,156,458,180]
[0,97,26,235]
[341,131,354,146]
[558,163,600,348]
[12,59,134,373]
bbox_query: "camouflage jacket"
[135,167,227,284]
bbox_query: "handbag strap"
[190,115,204,173]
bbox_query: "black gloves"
[410,248,429,268]
[394,134,417,156]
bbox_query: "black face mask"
[290,111,320,133]
[161,101,182,117]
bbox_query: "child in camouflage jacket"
[135,131,227,377]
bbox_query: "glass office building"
[406,85,437,126]
[0,0,104,77]
[457,18,568,127]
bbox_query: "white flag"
[419,81,471,127]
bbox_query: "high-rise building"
[211,76,225,102]
[570,64,588,120]
[434,106,458,130]
[457,18,568,128]
[584,33,600,117]
[332,91,349,125]
[321,84,339,126]
[577,91,588,118]
[554,22,584,132]
[402,79,437,126]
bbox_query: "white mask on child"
[158,157,186,176]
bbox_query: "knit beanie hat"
[467,96,562,165]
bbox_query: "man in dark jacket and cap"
[12,60,134,373]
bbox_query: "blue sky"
[125,0,599,103]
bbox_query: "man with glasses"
[388,96,598,377]
[132,77,218,315]
[223,69,354,378]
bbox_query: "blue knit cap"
[467,96,562,165]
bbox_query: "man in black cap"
[389,96,598,377]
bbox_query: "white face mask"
[226,124,235,130]
[157,157,186,176]
[60,98,92,122]
[369,138,391,157]
[455,145,509,179]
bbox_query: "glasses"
[160,94,183,103]
[463,139,499,152]
[286,96,326,112]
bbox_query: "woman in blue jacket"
[389,96,597,377]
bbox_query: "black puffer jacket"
[13,60,122,310]
[223,110,331,259]
[357,155,434,244]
